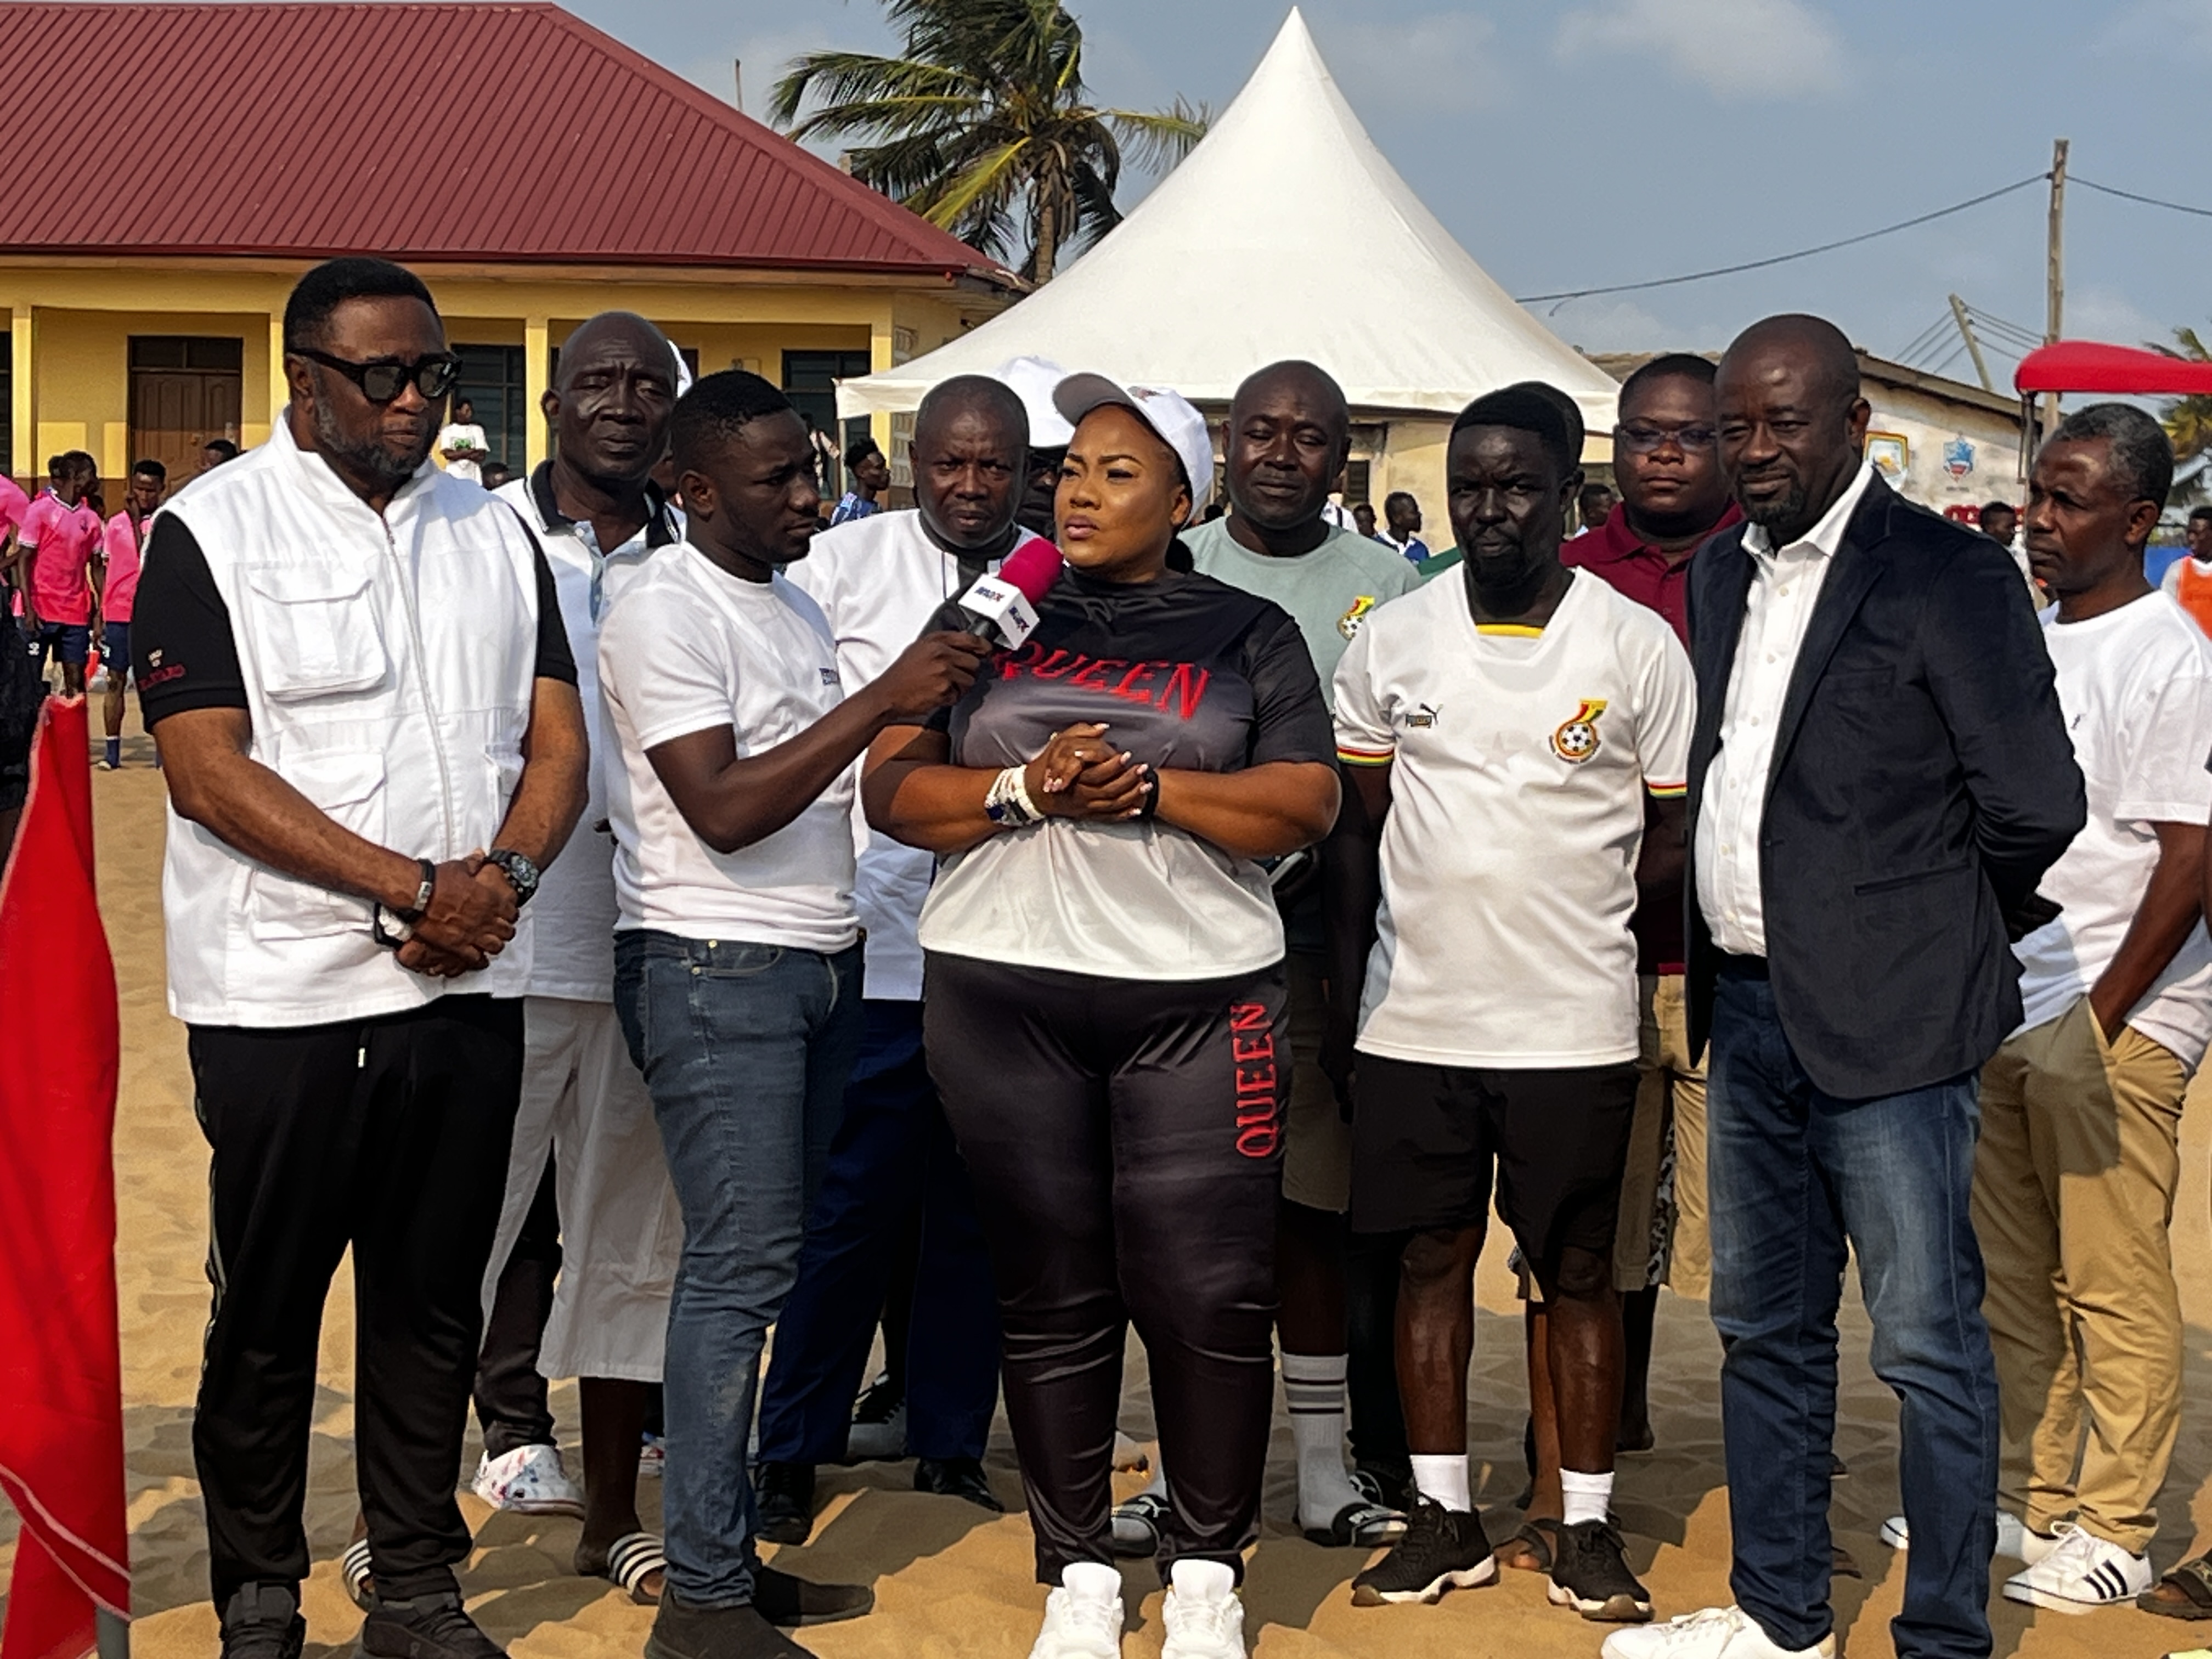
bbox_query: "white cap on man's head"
[991,356,1076,448]
[1053,373,1216,513]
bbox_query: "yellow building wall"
[26,308,272,476]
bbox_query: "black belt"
[1717,952,1770,980]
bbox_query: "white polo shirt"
[1333,569,1695,1068]
[597,545,857,953]
[783,510,1042,1001]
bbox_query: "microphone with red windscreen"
[939,539,1065,650]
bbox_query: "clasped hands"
[1023,723,1154,821]
[396,851,520,979]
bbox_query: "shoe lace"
[2041,1522,2102,1566]
[1165,1588,1240,1640]
[384,1592,481,1647]
[1647,1606,1748,1649]
[1050,1586,1123,1644]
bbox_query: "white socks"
[1409,1453,1471,1513]
[1561,1467,1613,1527]
[1280,1352,1365,1525]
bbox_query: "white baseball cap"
[990,356,1076,448]
[1053,373,1216,512]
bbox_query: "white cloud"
[1555,0,1851,99]
[1318,13,1511,118]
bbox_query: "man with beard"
[1604,315,2083,1659]
[131,256,590,1659]
[1333,384,1694,1626]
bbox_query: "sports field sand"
[7,746,2212,1659]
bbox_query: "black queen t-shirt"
[917,561,1333,982]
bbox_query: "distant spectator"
[831,438,890,525]
[97,459,166,770]
[1577,481,1618,533]
[1981,500,2019,548]
[1380,490,1429,563]
[481,459,514,493]
[438,396,490,485]
[2159,504,2212,638]
[1352,501,1381,542]
[200,437,240,473]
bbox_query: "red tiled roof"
[0,2,1018,284]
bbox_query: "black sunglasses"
[298,348,461,405]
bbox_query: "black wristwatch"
[484,847,541,907]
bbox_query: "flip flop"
[1110,1492,1170,1559]
[1499,1520,1558,1573]
[1300,1496,1407,1548]
[578,1532,666,1605]
[341,1538,375,1612]
[2142,1556,2212,1621]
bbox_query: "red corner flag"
[0,698,128,1659]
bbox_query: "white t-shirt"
[597,546,858,952]
[496,473,677,999]
[438,422,489,485]
[784,511,1042,1001]
[1333,569,1696,1068]
[2014,591,2212,1063]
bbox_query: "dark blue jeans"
[1707,963,1998,1659]
[613,930,864,1609]
[755,999,1002,1464]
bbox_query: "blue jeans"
[756,1000,1001,1464]
[613,930,864,1608]
[1707,963,1998,1659]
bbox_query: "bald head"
[912,374,1028,554]
[546,309,678,489]
[1715,312,1872,543]
[1224,359,1352,540]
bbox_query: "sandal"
[578,1531,666,1605]
[341,1538,375,1612]
[2142,1555,2212,1621]
[1300,1495,1407,1548]
[1110,1492,1170,1559]
[1499,1519,1558,1573]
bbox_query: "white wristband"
[985,764,1042,829]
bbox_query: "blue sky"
[563,0,2212,377]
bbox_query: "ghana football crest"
[1550,699,1608,764]
[1336,595,1379,640]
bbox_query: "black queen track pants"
[923,952,1287,1585]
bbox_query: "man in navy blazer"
[1601,316,2084,1659]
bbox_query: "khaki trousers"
[1639,974,1712,1299]
[1973,997,2189,1553]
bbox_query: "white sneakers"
[1601,1605,1835,1659]
[1027,1560,1247,1659]
[1877,1509,2052,1564]
[1030,1563,1126,1659]
[470,1443,584,1516]
[1160,1560,1245,1659]
[2000,1521,2153,1613]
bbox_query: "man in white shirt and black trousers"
[1603,315,2085,1659]
[129,257,590,1659]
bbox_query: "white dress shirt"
[1696,460,1877,957]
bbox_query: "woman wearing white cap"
[864,377,1340,1657]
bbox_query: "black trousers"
[189,995,524,1605]
[473,1157,560,1457]
[924,953,1285,1586]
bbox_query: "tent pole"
[2044,138,2068,437]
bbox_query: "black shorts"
[1349,1053,1639,1267]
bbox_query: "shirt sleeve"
[1241,605,1335,767]
[2118,651,2212,823]
[602,585,736,753]
[132,517,249,727]
[1637,625,1696,796]
[529,539,578,685]
[1330,614,1395,768]
[2162,561,2182,597]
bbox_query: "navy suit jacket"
[1684,473,2085,1099]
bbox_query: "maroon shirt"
[1563,501,1741,972]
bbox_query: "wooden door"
[128,336,243,482]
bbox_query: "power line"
[2073,176,2212,219]
[1515,173,2050,308]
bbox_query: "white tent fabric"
[836,7,1620,429]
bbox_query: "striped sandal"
[340,1538,375,1612]
[578,1531,666,1605]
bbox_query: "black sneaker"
[1353,1460,1414,1513]
[1546,1520,1654,1623]
[752,1565,874,1627]
[219,1583,304,1659]
[359,1588,505,1659]
[644,1592,806,1659]
[753,1461,815,1546]
[843,1372,906,1463]
[913,1456,1005,1513]
[1348,1496,1497,1606]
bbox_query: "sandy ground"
[6,725,2212,1659]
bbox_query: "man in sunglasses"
[131,256,589,1659]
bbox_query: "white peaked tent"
[836,7,1620,431]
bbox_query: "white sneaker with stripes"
[2000,1522,2152,1613]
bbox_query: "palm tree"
[770,0,1206,283]
[2153,325,2212,481]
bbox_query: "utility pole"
[2044,137,2069,434]
[733,58,744,114]
[1948,294,1994,392]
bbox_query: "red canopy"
[2013,340,2212,397]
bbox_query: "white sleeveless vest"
[157,420,542,1028]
